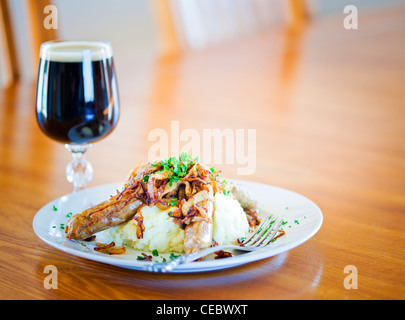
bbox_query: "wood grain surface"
[0,5,404,300]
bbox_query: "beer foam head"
[40,41,113,62]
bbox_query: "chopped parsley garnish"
[169,252,180,260]
[154,153,198,187]
[179,152,190,162]
[52,205,57,211]
[152,249,159,257]
[169,198,177,207]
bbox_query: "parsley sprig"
[153,152,198,186]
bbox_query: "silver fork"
[144,215,284,273]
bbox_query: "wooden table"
[1,5,404,300]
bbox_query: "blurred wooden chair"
[0,0,309,86]
[0,0,57,88]
[149,0,311,111]
[0,0,17,88]
[288,0,310,30]
[151,0,310,58]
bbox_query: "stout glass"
[36,41,119,191]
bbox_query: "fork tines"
[243,215,284,248]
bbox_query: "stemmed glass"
[35,41,119,191]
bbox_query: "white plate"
[33,180,323,273]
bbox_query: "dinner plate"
[33,180,323,273]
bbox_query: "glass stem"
[65,144,93,192]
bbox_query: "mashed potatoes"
[101,205,185,253]
[212,193,249,245]
[99,193,249,253]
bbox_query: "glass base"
[65,144,93,191]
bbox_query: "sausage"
[65,163,158,240]
[183,187,214,254]
[65,197,142,240]
[230,183,257,211]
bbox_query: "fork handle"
[145,245,254,273]
[163,252,200,272]
[164,245,244,271]
[145,250,202,273]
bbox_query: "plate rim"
[33,180,323,273]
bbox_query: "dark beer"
[36,41,119,144]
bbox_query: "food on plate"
[65,153,261,256]
[64,196,142,241]
[93,241,126,255]
[230,183,257,210]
